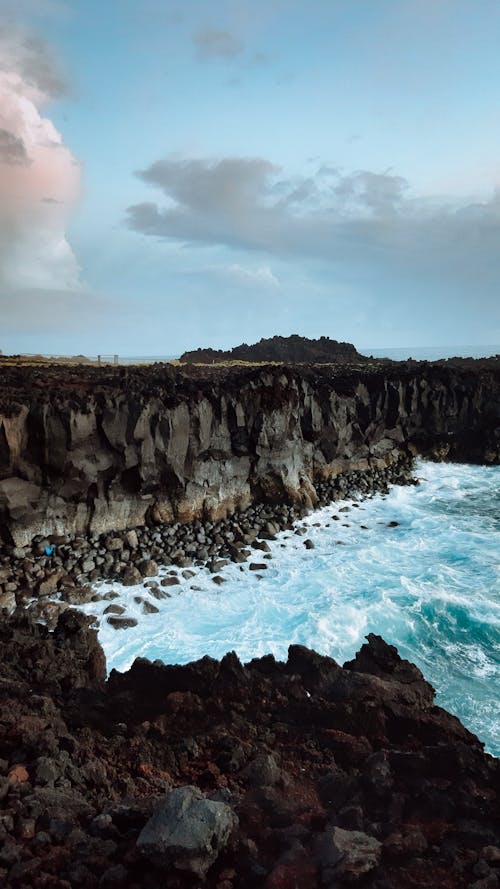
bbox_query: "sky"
[1,0,500,357]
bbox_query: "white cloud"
[0,24,81,293]
[212,263,280,288]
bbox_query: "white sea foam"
[78,460,500,755]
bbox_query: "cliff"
[0,360,498,546]
[0,610,498,889]
[179,334,363,364]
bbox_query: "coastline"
[0,357,499,886]
[2,454,415,622]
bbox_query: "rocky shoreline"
[0,609,498,889]
[1,359,499,888]
[0,455,415,626]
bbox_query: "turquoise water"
[84,461,500,756]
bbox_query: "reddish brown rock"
[0,611,498,889]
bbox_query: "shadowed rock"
[137,785,238,876]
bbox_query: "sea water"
[359,344,500,361]
[81,461,500,756]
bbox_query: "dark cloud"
[126,154,500,328]
[333,171,408,212]
[18,34,66,96]
[0,26,66,98]
[0,129,31,165]
[194,28,244,59]
[127,155,412,259]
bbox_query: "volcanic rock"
[137,785,238,876]
[0,610,498,889]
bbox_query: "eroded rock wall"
[0,361,498,545]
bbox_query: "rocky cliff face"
[0,361,498,546]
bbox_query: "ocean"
[81,460,500,756]
[359,344,500,361]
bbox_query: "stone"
[37,574,63,597]
[35,757,59,786]
[142,599,160,614]
[99,864,128,887]
[107,616,138,630]
[316,826,382,881]
[240,753,281,788]
[137,785,238,877]
[304,538,315,549]
[103,604,125,615]
[138,559,158,578]
[252,540,271,552]
[7,764,29,784]
[125,530,139,549]
[62,585,95,605]
[106,537,124,551]
[161,576,180,586]
[249,563,267,571]
[209,559,228,573]
[121,566,142,586]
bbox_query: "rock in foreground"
[0,609,498,888]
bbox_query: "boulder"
[61,586,95,605]
[137,785,237,877]
[316,826,382,882]
[121,566,143,586]
[37,572,63,596]
[138,559,158,578]
[125,530,139,549]
[107,616,138,630]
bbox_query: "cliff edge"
[0,360,498,546]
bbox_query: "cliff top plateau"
[1,353,499,402]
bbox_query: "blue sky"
[1,0,500,356]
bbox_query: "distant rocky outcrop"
[0,609,498,888]
[180,334,364,364]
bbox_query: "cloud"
[126,154,500,321]
[126,155,414,257]
[0,0,69,18]
[211,263,280,288]
[194,27,244,59]
[0,24,81,294]
[1,286,110,333]
[0,24,66,99]
[0,128,30,165]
